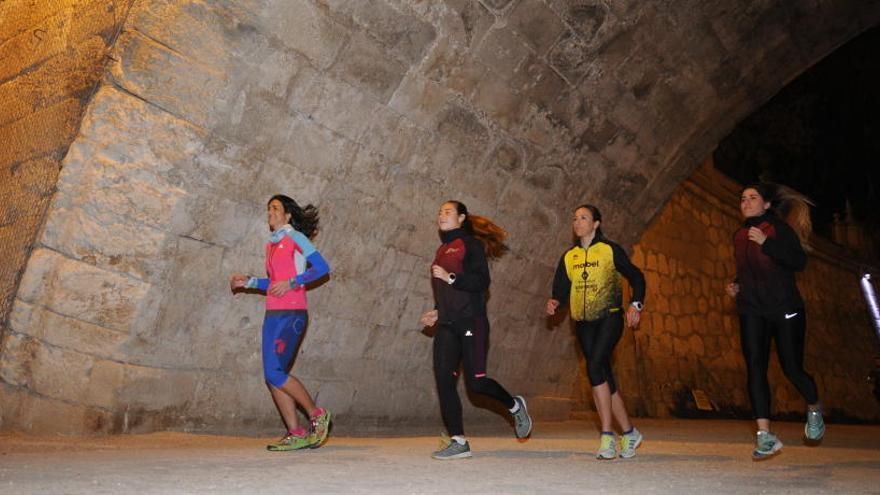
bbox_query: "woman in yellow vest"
[546,204,646,460]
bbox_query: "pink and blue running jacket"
[245,224,330,310]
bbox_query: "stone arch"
[1,0,877,433]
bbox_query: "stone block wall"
[2,1,879,435]
[570,160,880,422]
[0,0,133,342]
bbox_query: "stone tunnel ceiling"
[1,0,878,433]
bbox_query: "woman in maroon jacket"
[418,200,532,460]
[726,183,823,460]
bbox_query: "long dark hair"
[445,200,508,259]
[742,182,813,249]
[269,194,319,239]
[574,204,607,244]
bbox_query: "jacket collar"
[743,212,772,227]
[440,228,468,244]
[270,224,294,243]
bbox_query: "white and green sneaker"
[511,395,533,439]
[267,432,313,451]
[619,427,643,459]
[596,433,617,460]
[804,410,825,441]
[752,430,783,460]
[432,438,472,460]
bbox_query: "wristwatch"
[447,273,456,285]
[630,301,644,312]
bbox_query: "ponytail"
[269,194,320,239]
[446,200,509,259]
[743,183,813,249]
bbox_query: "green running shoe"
[596,433,616,460]
[511,395,533,439]
[619,427,643,459]
[804,410,825,441]
[267,432,312,451]
[752,430,783,460]
[309,409,332,448]
[432,439,472,460]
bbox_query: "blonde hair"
[744,182,814,250]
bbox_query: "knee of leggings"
[745,362,769,378]
[435,370,457,388]
[780,364,806,381]
[264,368,289,388]
[465,376,492,395]
[587,363,609,387]
[588,370,618,395]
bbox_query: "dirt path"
[1,419,878,494]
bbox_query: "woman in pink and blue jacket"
[230,194,331,451]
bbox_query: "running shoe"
[804,410,825,441]
[618,427,643,459]
[511,395,533,439]
[309,408,332,448]
[432,439,472,460]
[267,432,312,451]
[752,430,783,460]
[596,433,617,460]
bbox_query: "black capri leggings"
[575,312,624,394]
[739,310,819,419]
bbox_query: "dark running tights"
[433,319,515,437]
[576,313,624,394]
[739,311,819,419]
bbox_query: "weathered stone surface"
[4,0,880,435]
[261,0,350,70]
[17,249,150,333]
[0,384,115,434]
[549,0,618,44]
[388,73,451,128]
[317,0,436,66]
[548,30,595,85]
[508,0,566,55]
[0,98,81,169]
[0,38,106,127]
[9,301,129,360]
[0,155,61,328]
[440,0,494,52]
[479,0,514,11]
[331,32,409,104]
[109,31,227,129]
[474,26,532,79]
[0,331,94,405]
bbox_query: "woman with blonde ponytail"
[418,200,531,460]
[725,183,823,460]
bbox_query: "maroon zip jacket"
[431,228,490,324]
[733,212,806,315]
